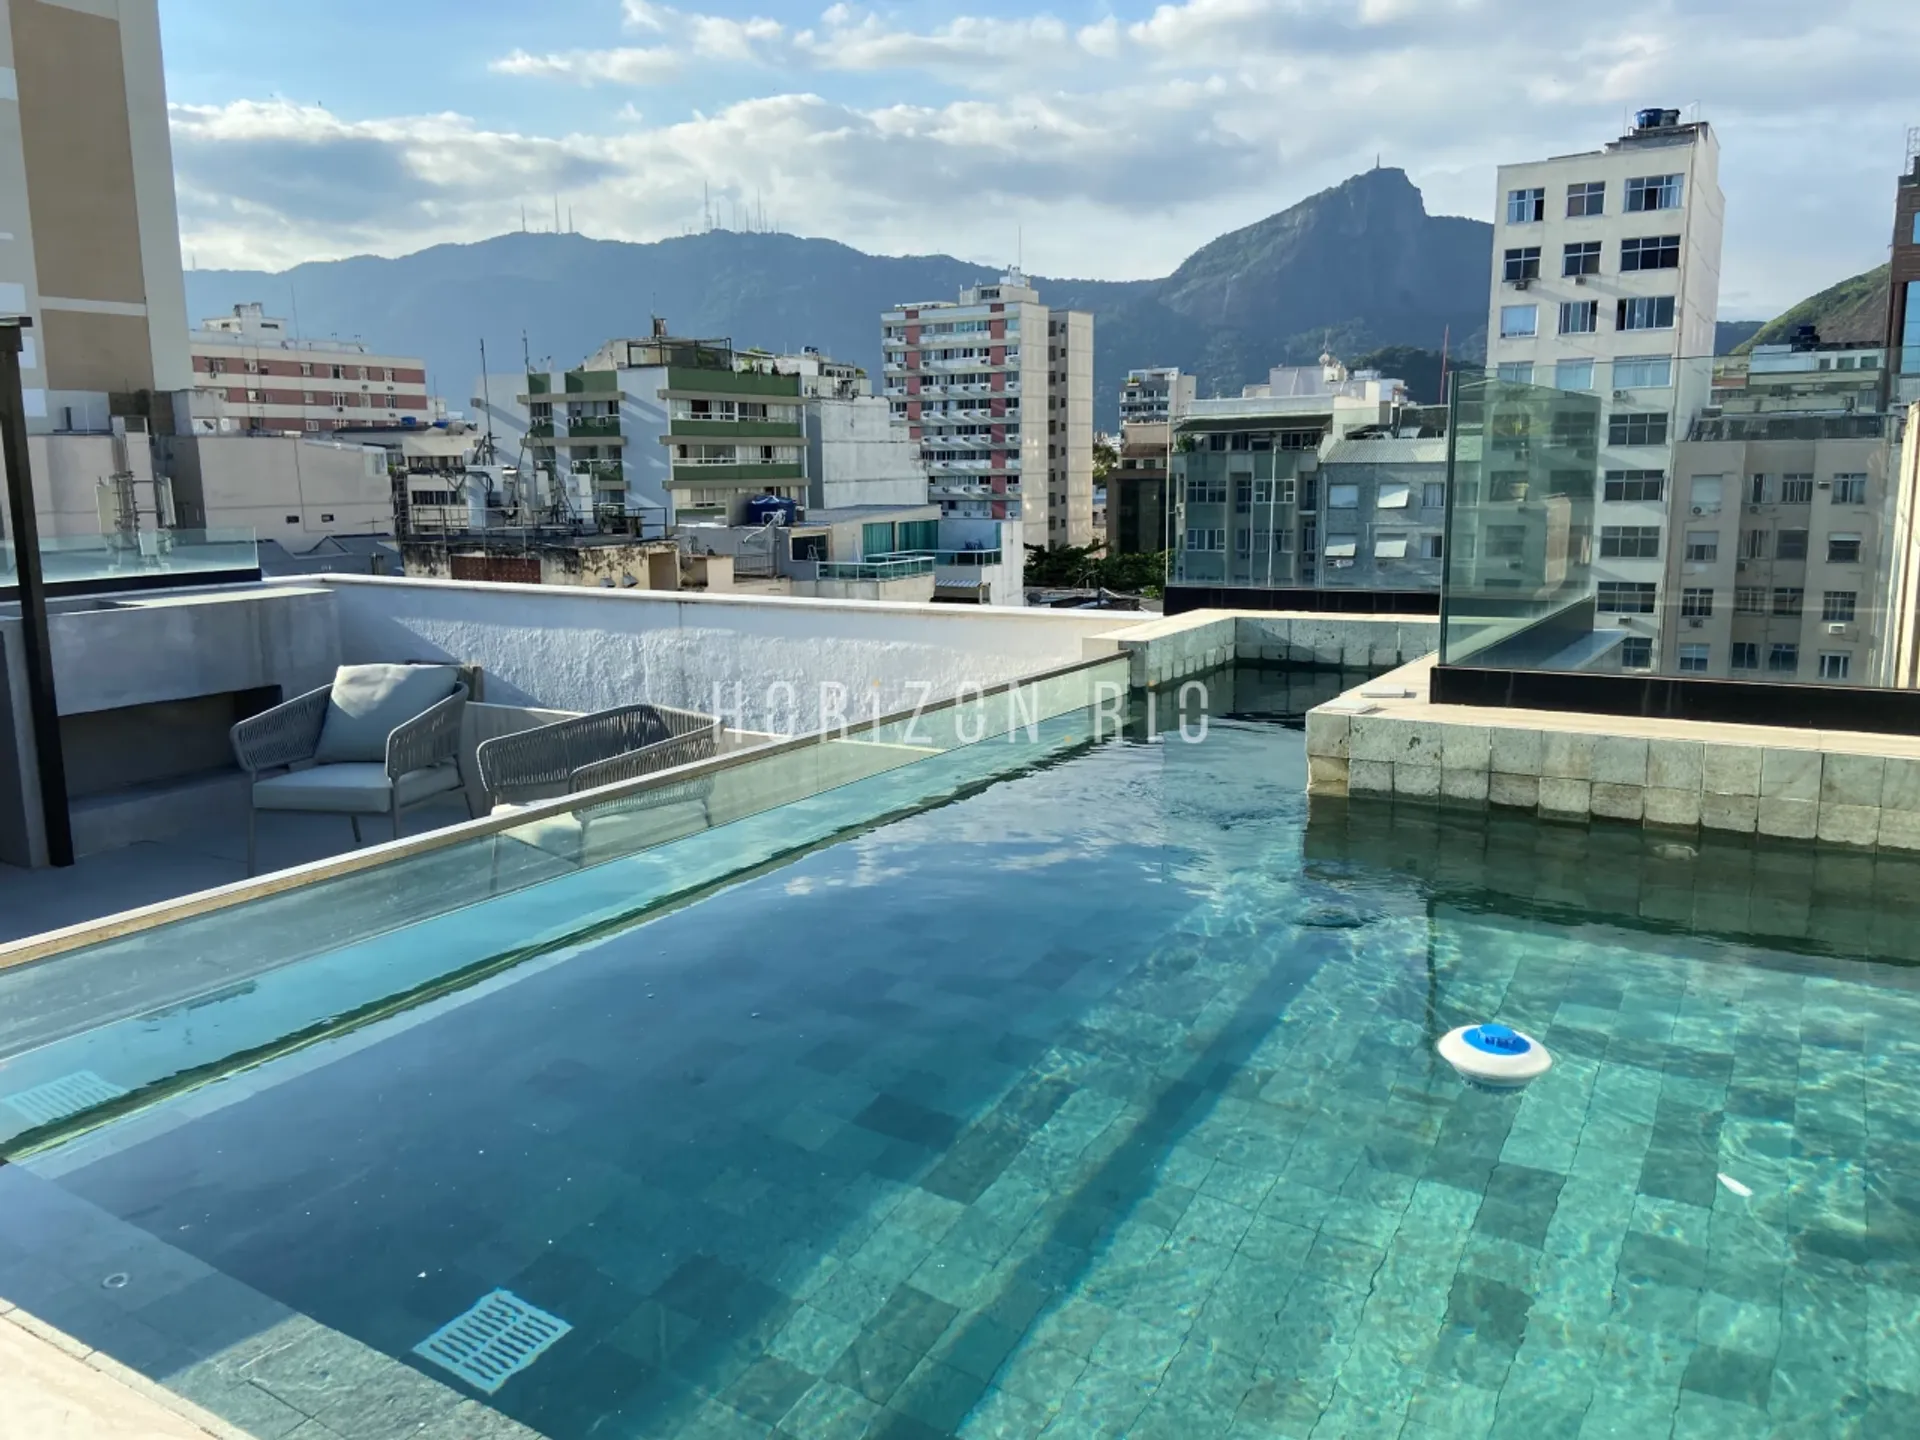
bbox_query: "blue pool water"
[3,684,1920,1439]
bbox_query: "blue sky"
[160,0,1920,315]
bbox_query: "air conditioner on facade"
[1688,617,1705,629]
[1690,505,1704,515]
[1613,390,1631,400]
[1514,278,1531,291]
[1828,623,1851,636]
[1575,275,1588,286]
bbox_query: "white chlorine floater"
[1437,1023,1552,1089]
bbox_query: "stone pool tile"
[1199,1160,1278,1212]
[954,1383,1051,1439]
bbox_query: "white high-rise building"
[1487,109,1723,663]
[1120,367,1196,426]
[882,271,1094,547]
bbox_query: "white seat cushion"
[255,761,461,814]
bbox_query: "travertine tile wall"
[1093,613,1441,690]
[1305,708,1920,853]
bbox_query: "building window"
[1503,247,1541,282]
[1603,470,1665,502]
[1613,356,1673,388]
[1822,591,1858,623]
[302,391,315,404]
[1562,241,1602,278]
[1422,482,1446,509]
[1234,478,1253,512]
[1496,362,1534,385]
[1507,187,1546,223]
[304,420,319,432]
[1828,532,1862,564]
[1748,474,1768,503]
[284,514,298,524]
[1683,531,1717,562]
[1617,296,1676,331]
[319,512,335,523]
[1831,475,1867,504]
[1731,642,1759,670]
[1678,644,1710,673]
[1776,530,1809,560]
[1500,305,1539,338]
[1597,581,1657,614]
[1690,475,1723,513]
[1620,235,1682,271]
[1566,181,1606,218]
[1773,587,1804,616]
[1327,483,1359,508]
[1555,359,1595,391]
[1620,637,1653,668]
[1741,530,1768,559]
[1486,526,1526,558]
[1819,652,1852,681]
[1186,477,1227,503]
[1779,475,1814,504]
[1421,534,1444,559]
[1600,526,1660,559]
[1769,643,1799,674]
[1374,533,1410,559]
[1559,301,1600,335]
[1184,527,1225,551]
[1680,587,1713,617]
[1734,587,1766,613]
[1607,412,1668,447]
[1324,533,1359,559]
[1626,173,1685,211]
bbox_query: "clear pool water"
[3,677,1919,1440]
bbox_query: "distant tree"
[1093,434,1118,484]
[1349,345,1447,405]
[1025,541,1104,588]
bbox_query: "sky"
[159,0,1920,317]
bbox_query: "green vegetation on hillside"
[1736,265,1890,352]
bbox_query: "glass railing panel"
[0,657,1131,1151]
[1,528,258,589]
[1442,345,1920,688]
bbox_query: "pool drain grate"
[3,1071,129,1128]
[413,1289,571,1394]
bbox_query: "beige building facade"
[189,304,432,437]
[0,0,191,429]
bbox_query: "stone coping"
[0,1304,252,1439]
[1306,658,1920,850]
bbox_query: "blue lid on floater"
[1463,1023,1531,1055]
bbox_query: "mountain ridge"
[183,167,1493,429]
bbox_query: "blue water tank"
[1635,107,1665,130]
[743,494,798,527]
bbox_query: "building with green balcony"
[661,362,807,524]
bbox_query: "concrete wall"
[808,397,928,509]
[307,574,1126,732]
[160,434,391,546]
[0,583,340,864]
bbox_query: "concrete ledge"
[0,1306,251,1439]
[1305,656,1920,853]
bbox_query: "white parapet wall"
[1306,657,1920,851]
[1088,610,1442,690]
[302,575,1132,734]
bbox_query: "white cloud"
[490,47,680,85]
[177,0,1920,311]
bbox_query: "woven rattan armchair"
[476,702,721,807]
[231,674,473,874]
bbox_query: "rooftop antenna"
[568,204,574,234]
[553,194,560,233]
[703,182,711,232]
[520,203,527,233]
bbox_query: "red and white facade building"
[188,303,433,436]
[882,272,1093,547]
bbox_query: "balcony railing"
[2,528,259,591]
[818,555,936,581]
[871,548,1002,568]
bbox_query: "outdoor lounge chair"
[231,663,475,875]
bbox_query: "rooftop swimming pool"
[2,665,1918,1440]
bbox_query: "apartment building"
[1658,340,1901,682]
[188,305,431,437]
[0,0,192,434]
[882,271,1094,547]
[1488,108,1724,664]
[1887,134,1920,409]
[1111,420,1170,555]
[1167,357,1428,610]
[1119,367,1196,426]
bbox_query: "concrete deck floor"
[0,796,475,948]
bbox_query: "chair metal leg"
[350,814,362,846]
[392,807,403,842]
